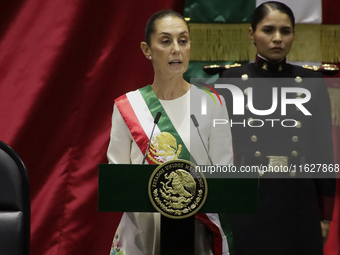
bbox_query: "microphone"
[190,114,214,165]
[142,111,162,164]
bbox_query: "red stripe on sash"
[115,94,153,164]
[195,213,223,255]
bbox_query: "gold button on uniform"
[296,121,302,128]
[251,135,257,142]
[295,76,302,83]
[290,171,296,177]
[248,118,254,125]
[292,136,299,142]
[291,150,298,157]
[245,103,249,110]
[255,151,261,157]
[244,88,249,95]
[242,74,249,81]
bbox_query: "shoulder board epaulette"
[203,63,241,75]
[302,64,339,76]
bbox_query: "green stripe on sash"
[139,85,196,164]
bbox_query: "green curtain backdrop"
[183,0,255,23]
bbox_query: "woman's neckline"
[157,84,191,102]
[257,54,285,64]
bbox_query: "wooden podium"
[98,164,258,255]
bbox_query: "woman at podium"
[107,9,234,255]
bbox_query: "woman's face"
[144,16,190,79]
[249,10,294,62]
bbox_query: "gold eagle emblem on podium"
[148,160,207,219]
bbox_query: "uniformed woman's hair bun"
[144,9,188,46]
[251,1,295,31]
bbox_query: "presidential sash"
[115,85,231,255]
[115,85,194,165]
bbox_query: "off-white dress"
[107,85,233,255]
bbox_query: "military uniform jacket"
[218,56,336,255]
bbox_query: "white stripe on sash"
[126,90,161,141]
[206,213,230,255]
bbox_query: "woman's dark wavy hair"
[144,9,188,46]
[251,1,295,31]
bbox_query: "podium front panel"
[98,164,258,213]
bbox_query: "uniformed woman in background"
[218,1,336,255]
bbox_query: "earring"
[149,56,152,60]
